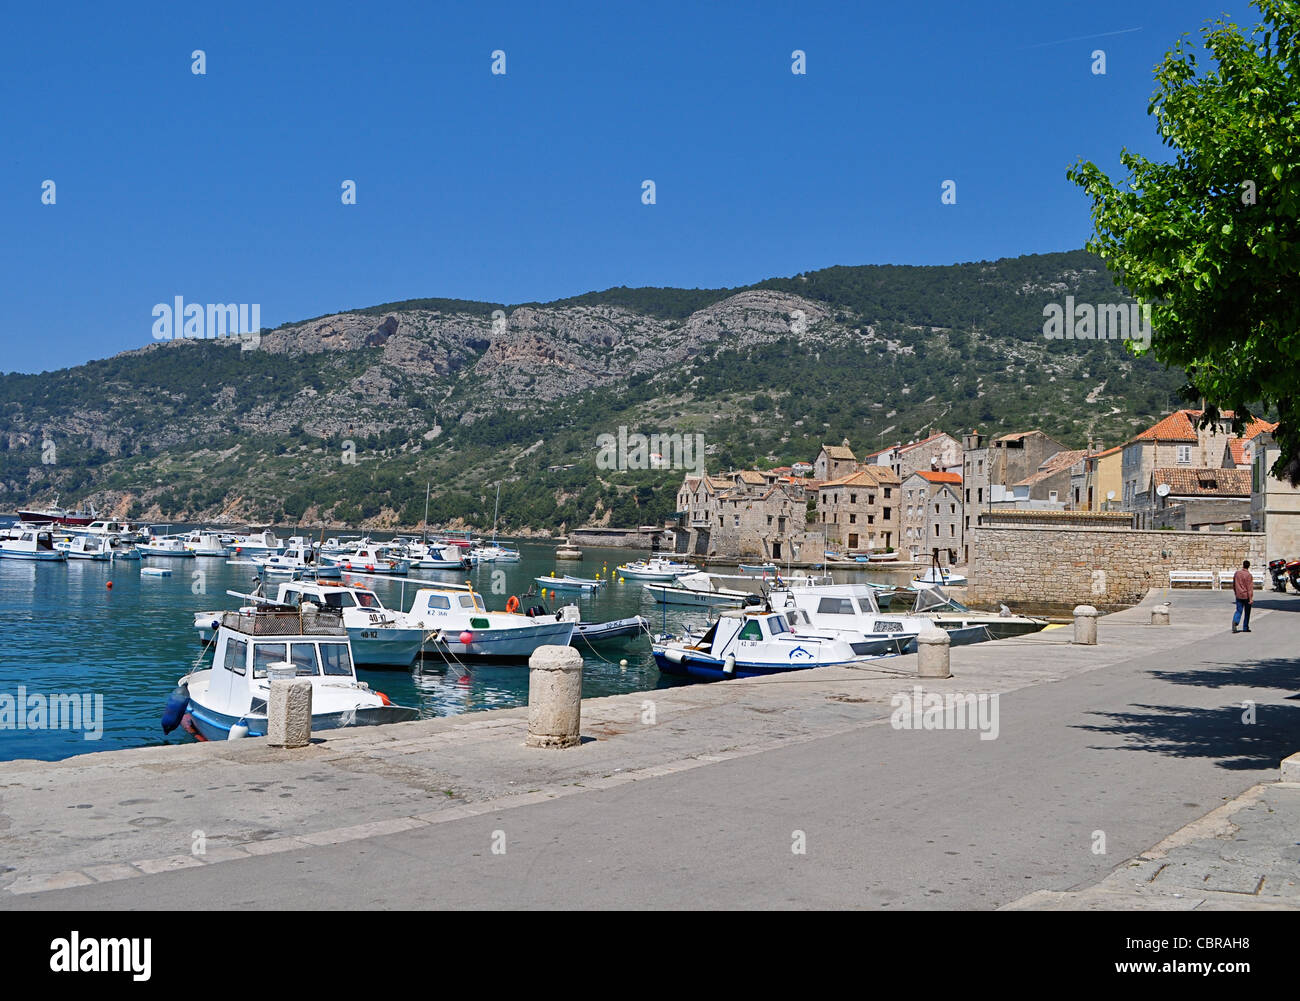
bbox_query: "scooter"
[1268,558,1290,592]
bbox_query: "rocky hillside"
[0,250,1191,531]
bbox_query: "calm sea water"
[0,535,915,762]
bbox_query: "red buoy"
[459,630,474,646]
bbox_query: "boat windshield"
[912,586,970,614]
[355,592,382,608]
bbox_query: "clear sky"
[2,0,1246,373]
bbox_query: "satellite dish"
[1106,490,1116,501]
[1156,483,1171,497]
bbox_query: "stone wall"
[971,525,1266,613]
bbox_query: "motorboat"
[469,544,521,564]
[899,585,1046,640]
[68,520,144,545]
[139,532,196,558]
[254,546,341,578]
[616,557,697,580]
[164,604,418,741]
[320,535,368,556]
[535,574,603,592]
[652,608,879,680]
[322,543,411,576]
[738,562,778,574]
[229,530,283,556]
[406,583,575,661]
[646,570,832,607]
[183,530,230,557]
[55,535,112,561]
[558,606,649,644]
[399,539,471,570]
[196,581,428,666]
[914,567,969,586]
[0,528,68,561]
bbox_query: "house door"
[848,533,858,549]
[772,541,782,560]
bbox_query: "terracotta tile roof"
[994,430,1043,443]
[914,470,962,484]
[896,431,951,454]
[1152,467,1251,497]
[1092,444,1124,458]
[1226,440,1249,466]
[706,476,732,489]
[1245,418,1278,439]
[819,470,877,489]
[1013,449,1088,487]
[736,470,766,485]
[1135,410,1199,442]
[821,444,856,460]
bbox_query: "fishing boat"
[566,611,649,643]
[767,582,978,652]
[164,604,418,741]
[399,540,471,570]
[196,581,427,666]
[67,519,144,545]
[616,557,697,580]
[738,562,778,574]
[900,585,1046,640]
[652,607,879,681]
[17,497,96,527]
[0,528,68,561]
[320,534,368,556]
[406,582,575,661]
[110,544,143,560]
[55,535,112,561]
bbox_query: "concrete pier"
[2,589,1297,910]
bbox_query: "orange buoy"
[106,581,113,590]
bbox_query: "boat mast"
[491,482,500,545]
[422,480,431,543]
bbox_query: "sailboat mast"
[492,482,500,544]
[423,481,430,543]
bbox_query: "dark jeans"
[1233,598,1252,629]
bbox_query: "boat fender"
[505,595,520,614]
[377,692,393,706]
[161,683,190,734]
[228,719,250,740]
[723,654,736,675]
[459,630,474,645]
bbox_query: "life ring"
[505,595,520,614]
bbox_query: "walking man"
[1232,560,1254,633]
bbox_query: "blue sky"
[2,0,1248,373]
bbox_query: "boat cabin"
[275,582,387,610]
[408,585,488,619]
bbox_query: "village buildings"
[901,470,963,564]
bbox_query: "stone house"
[1251,432,1300,559]
[1121,410,1275,526]
[1069,444,1123,511]
[1011,449,1088,506]
[677,473,821,560]
[814,440,858,481]
[961,429,1067,539]
[817,467,900,552]
[867,431,963,480]
[901,470,963,564]
[1147,467,1252,532]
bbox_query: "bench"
[1217,570,1267,588]
[1169,570,1216,588]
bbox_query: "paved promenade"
[2,588,1297,909]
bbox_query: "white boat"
[399,540,471,570]
[535,574,603,592]
[738,562,778,574]
[165,604,418,741]
[320,535,368,555]
[0,528,68,561]
[647,570,833,607]
[322,544,411,576]
[196,581,428,666]
[406,583,575,660]
[139,534,196,558]
[470,544,521,564]
[68,519,144,545]
[652,607,877,680]
[55,535,112,561]
[183,530,230,557]
[616,557,697,580]
[230,530,283,556]
[254,546,341,578]
[914,567,969,586]
[110,545,143,560]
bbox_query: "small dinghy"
[738,562,778,574]
[535,574,603,591]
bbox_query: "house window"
[1177,445,1192,464]
[933,524,939,536]
[849,513,857,524]
[733,516,740,527]
[850,493,857,504]
[1049,491,1058,502]
[884,488,892,498]
[977,488,983,503]
[867,514,875,525]
[950,524,955,537]
[883,507,891,519]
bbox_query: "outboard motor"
[1269,559,1290,592]
[1288,560,1300,592]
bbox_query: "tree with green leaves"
[1068,0,1299,481]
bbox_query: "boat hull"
[347,629,426,667]
[0,548,67,561]
[424,620,575,661]
[653,650,863,681]
[185,701,418,741]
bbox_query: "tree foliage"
[1068,0,1300,481]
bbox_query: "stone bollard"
[1151,603,1171,626]
[1073,605,1099,646]
[267,676,313,748]
[916,626,952,679]
[526,644,583,748]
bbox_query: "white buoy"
[619,659,628,668]
[723,653,736,675]
[228,720,250,740]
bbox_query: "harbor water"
[0,537,920,762]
